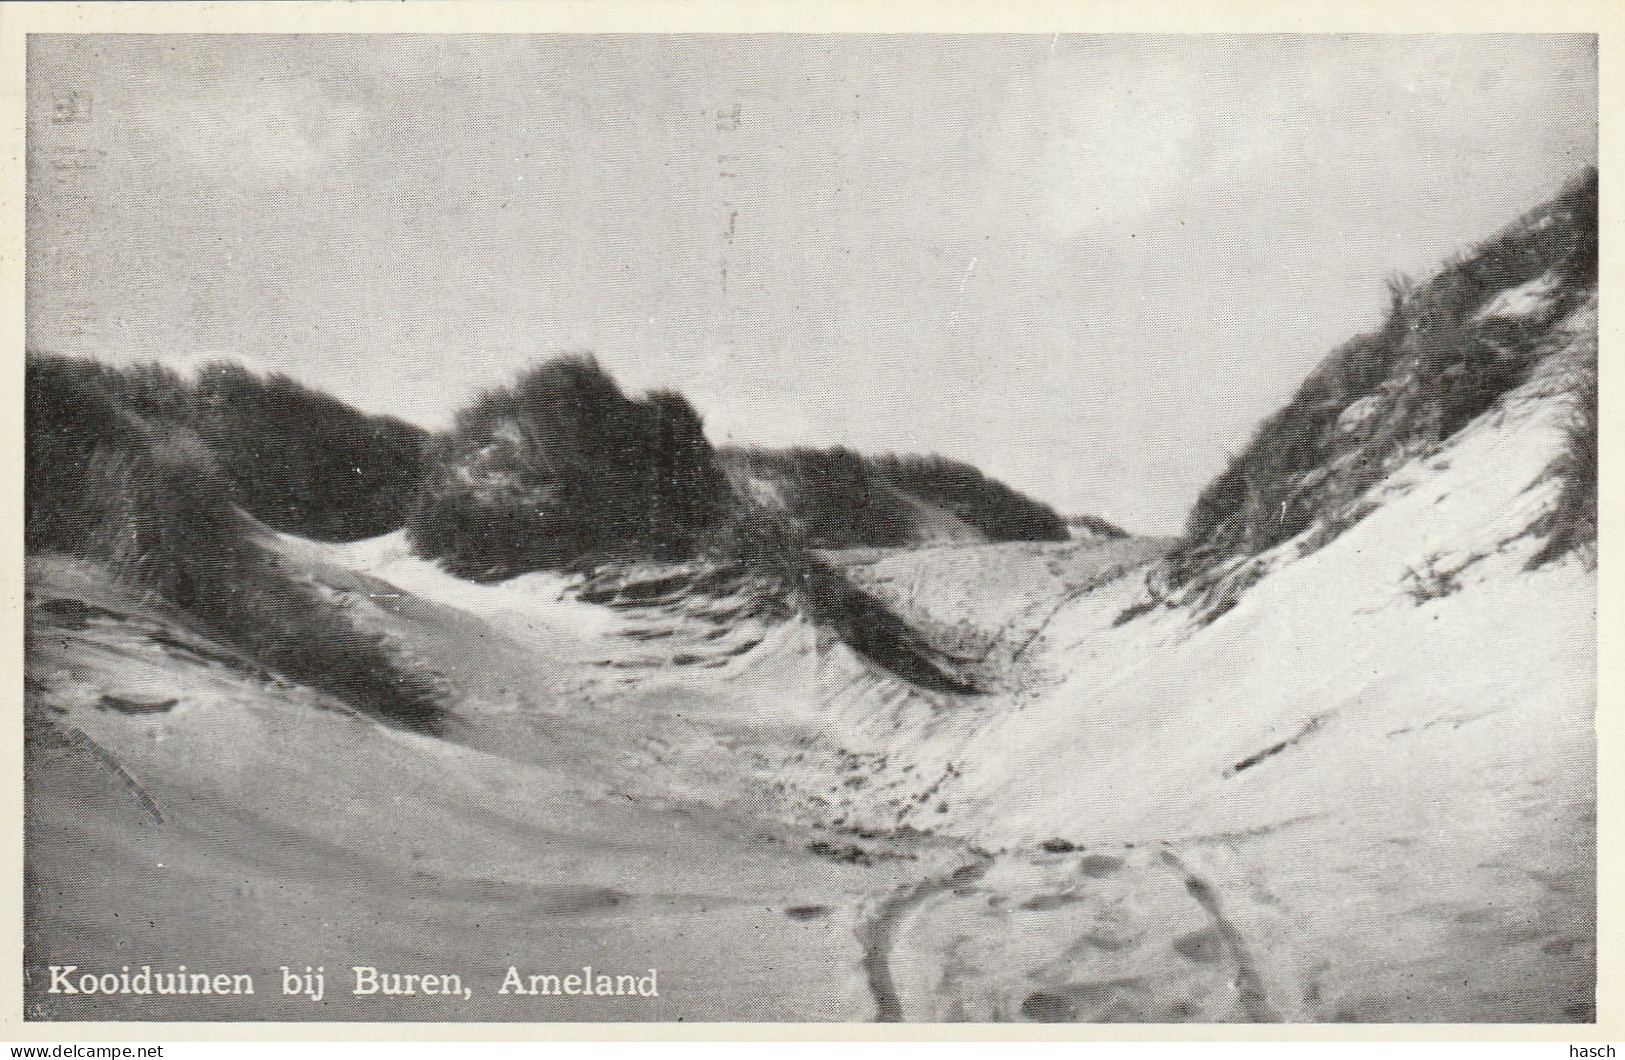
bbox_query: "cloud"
[127,79,367,186]
[1031,35,1595,241]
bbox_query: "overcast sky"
[27,34,1596,533]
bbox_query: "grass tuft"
[26,356,445,731]
[26,355,431,542]
[1527,363,1598,569]
[405,355,728,579]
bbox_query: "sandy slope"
[873,316,1597,1022]
[24,315,1593,1022]
[25,555,975,1021]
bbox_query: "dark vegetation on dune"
[865,454,1070,543]
[26,357,444,731]
[1528,354,1598,570]
[717,448,1070,548]
[29,348,1061,709]
[27,357,432,542]
[576,515,979,694]
[405,356,729,581]
[717,448,918,549]
[407,355,1071,579]
[182,362,431,541]
[1065,513,1129,539]
[1157,167,1598,607]
[715,518,981,694]
[403,356,1030,690]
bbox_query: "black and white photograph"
[19,30,1599,1025]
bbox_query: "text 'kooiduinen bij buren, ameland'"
[45,964,660,1001]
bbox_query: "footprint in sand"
[1171,926,1224,964]
[1077,854,1124,878]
